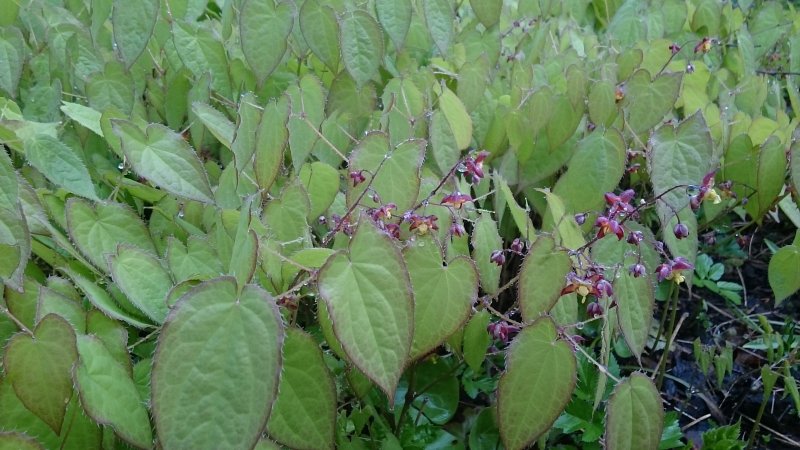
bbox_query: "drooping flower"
[587,302,604,318]
[449,221,466,238]
[655,257,694,284]
[490,250,506,266]
[349,170,366,186]
[595,216,624,240]
[673,222,689,239]
[408,214,439,235]
[441,191,472,209]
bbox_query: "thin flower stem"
[565,334,620,383]
[656,282,682,389]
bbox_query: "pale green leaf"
[605,374,664,450]
[152,278,284,450]
[471,212,502,295]
[66,197,156,271]
[376,0,411,50]
[190,102,235,150]
[339,10,383,86]
[60,102,103,137]
[768,240,800,306]
[63,268,154,330]
[240,0,294,82]
[299,162,340,220]
[255,95,289,192]
[113,120,214,203]
[74,335,153,449]
[109,245,172,324]
[24,134,98,201]
[112,0,159,69]
[404,236,478,360]
[423,0,454,55]
[462,310,490,373]
[624,70,682,134]
[300,0,340,72]
[436,85,472,150]
[470,0,501,28]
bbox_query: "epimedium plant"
[0,0,799,449]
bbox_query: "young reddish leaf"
[498,317,576,450]
[605,374,664,450]
[317,218,413,399]
[152,278,284,450]
[518,236,572,322]
[403,236,478,360]
[4,314,77,435]
[267,328,336,450]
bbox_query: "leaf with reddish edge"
[4,314,77,435]
[498,317,576,450]
[317,218,413,399]
[605,373,664,450]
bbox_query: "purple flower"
[629,263,646,278]
[587,302,603,318]
[490,250,506,266]
[673,222,689,239]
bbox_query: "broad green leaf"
[317,219,413,398]
[470,0,501,28]
[112,0,158,69]
[339,10,383,86]
[404,236,478,360]
[172,20,231,97]
[228,206,259,288]
[255,95,289,192]
[267,328,336,450]
[545,95,581,152]
[471,212,502,295]
[0,0,19,25]
[649,112,712,274]
[553,129,626,214]
[792,140,800,202]
[499,317,576,450]
[5,314,77,434]
[66,198,156,271]
[85,309,131,374]
[768,239,800,306]
[74,335,153,449]
[240,0,294,82]
[725,135,785,221]
[541,189,585,251]
[60,102,103,137]
[0,432,44,450]
[109,245,172,324]
[395,358,459,425]
[376,0,411,50]
[299,162,339,220]
[190,102,235,150]
[436,85,472,151]
[0,377,59,450]
[614,270,654,360]
[463,310,490,373]
[24,134,98,201]
[518,236,572,322]
[423,0,454,55]
[317,299,346,360]
[348,134,425,212]
[113,120,214,203]
[0,194,28,291]
[152,278,283,450]
[63,268,154,330]
[623,70,682,134]
[287,76,324,166]
[300,0,340,72]
[605,374,664,450]
[167,236,222,283]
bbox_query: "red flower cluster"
[463,151,489,184]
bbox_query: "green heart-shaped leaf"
[376,0,411,50]
[24,135,98,201]
[112,0,158,69]
[4,314,77,434]
[339,10,383,86]
[404,236,478,360]
[317,218,413,398]
[498,317,576,450]
[108,245,172,324]
[300,0,340,72]
[267,328,336,450]
[605,374,664,450]
[624,70,682,134]
[66,197,155,271]
[471,212,503,295]
[152,278,284,450]
[74,334,153,449]
[240,0,294,83]
[113,120,214,204]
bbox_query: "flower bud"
[629,263,646,278]
[673,222,689,239]
[490,250,506,266]
[586,302,603,318]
